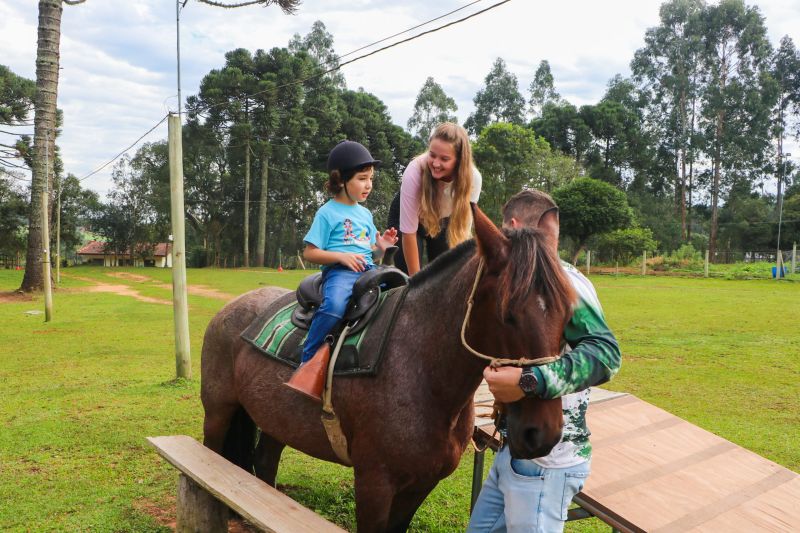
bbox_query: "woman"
[388,122,482,275]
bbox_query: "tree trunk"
[20,0,62,292]
[242,137,250,268]
[255,153,268,267]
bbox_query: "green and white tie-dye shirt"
[529,261,621,469]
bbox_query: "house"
[77,241,173,268]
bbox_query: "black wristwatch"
[519,367,538,397]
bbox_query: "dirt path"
[0,291,33,304]
[106,272,236,301]
[61,271,237,303]
[64,275,172,305]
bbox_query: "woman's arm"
[401,232,421,275]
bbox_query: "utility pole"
[176,0,185,117]
[168,113,191,379]
[42,131,53,321]
[55,171,61,283]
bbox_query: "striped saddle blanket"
[240,286,407,376]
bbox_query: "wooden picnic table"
[471,383,800,532]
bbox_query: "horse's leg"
[386,481,439,533]
[253,432,285,487]
[203,401,239,453]
[353,469,397,533]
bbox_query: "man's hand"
[483,366,525,403]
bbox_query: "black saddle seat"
[292,265,408,330]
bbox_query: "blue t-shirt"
[304,199,377,269]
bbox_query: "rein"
[460,258,562,369]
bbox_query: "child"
[298,140,398,367]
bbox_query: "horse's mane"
[407,239,477,289]
[497,228,576,320]
[406,229,575,321]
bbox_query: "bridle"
[460,257,563,369]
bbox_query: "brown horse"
[200,206,576,532]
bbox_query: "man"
[467,189,622,533]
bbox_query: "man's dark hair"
[502,189,557,227]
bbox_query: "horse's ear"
[537,207,560,255]
[471,203,509,271]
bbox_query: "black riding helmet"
[327,140,381,173]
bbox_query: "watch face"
[519,372,537,393]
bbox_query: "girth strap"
[320,323,353,466]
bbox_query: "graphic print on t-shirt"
[342,218,371,245]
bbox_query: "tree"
[465,58,525,136]
[58,174,101,256]
[528,60,560,118]
[770,36,800,228]
[631,0,705,239]
[0,177,28,261]
[473,123,578,223]
[0,65,35,176]
[20,0,86,292]
[289,20,345,88]
[407,77,457,142]
[552,178,633,262]
[530,101,592,163]
[697,0,775,259]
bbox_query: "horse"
[200,205,576,532]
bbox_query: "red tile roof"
[77,241,171,257]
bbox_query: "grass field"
[1,266,798,532]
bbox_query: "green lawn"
[0,266,797,532]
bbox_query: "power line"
[335,0,485,61]
[78,114,169,182]
[195,0,512,115]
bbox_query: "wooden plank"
[148,436,346,533]
[580,395,800,532]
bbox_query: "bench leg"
[177,473,228,533]
[470,449,485,513]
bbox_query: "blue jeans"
[300,266,369,363]
[467,445,590,533]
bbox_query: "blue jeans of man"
[301,266,369,363]
[467,445,590,533]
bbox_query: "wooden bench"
[148,435,346,533]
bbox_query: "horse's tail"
[222,406,258,474]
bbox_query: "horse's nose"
[510,427,559,459]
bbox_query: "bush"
[593,227,657,265]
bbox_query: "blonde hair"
[419,122,474,247]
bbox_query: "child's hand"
[338,252,368,272]
[376,227,399,250]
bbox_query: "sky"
[1,0,799,196]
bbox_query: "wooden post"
[704,250,709,278]
[168,114,191,380]
[42,133,53,322]
[177,474,228,533]
[586,250,591,275]
[792,243,796,274]
[55,172,61,283]
[642,251,647,276]
[297,251,306,270]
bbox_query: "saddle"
[292,265,408,335]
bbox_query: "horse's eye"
[505,313,516,325]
